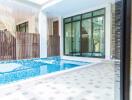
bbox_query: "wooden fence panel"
[0,30,16,60]
[0,31,40,60]
[16,32,40,59]
[48,35,60,57]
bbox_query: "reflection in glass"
[72,21,80,56]
[64,23,72,55]
[81,19,92,56]
[93,16,105,57]
[64,9,105,57]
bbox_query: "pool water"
[0,57,90,84]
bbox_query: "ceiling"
[0,0,112,23]
[0,0,40,23]
[42,0,110,17]
[26,0,51,5]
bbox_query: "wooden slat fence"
[0,31,40,60]
[0,30,16,60]
[48,35,60,57]
[16,32,40,59]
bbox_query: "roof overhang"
[41,0,110,17]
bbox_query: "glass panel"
[26,22,28,32]
[16,26,19,32]
[64,23,72,55]
[19,24,26,32]
[93,9,105,16]
[64,18,72,23]
[93,16,105,57]
[72,15,81,21]
[16,22,28,32]
[81,19,92,56]
[82,13,92,19]
[72,21,80,56]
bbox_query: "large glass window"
[64,8,105,57]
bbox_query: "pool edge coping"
[0,60,111,89]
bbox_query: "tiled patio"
[0,61,117,100]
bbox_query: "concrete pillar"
[59,16,63,56]
[39,12,48,58]
[105,3,111,60]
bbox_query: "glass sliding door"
[92,16,105,57]
[72,15,81,56]
[81,19,92,57]
[64,23,72,55]
[64,8,105,58]
[72,21,81,56]
[64,22,72,55]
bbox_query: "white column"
[39,12,48,58]
[105,3,111,60]
[59,16,63,56]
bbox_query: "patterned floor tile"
[0,61,121,100]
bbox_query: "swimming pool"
[0,57,90,84]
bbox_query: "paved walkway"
[0,62,115,100]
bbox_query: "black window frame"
[63,8,105,58]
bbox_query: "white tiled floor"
[0,61,117,100]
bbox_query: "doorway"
[47,20,60,56]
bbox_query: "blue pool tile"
[0,57,90,84]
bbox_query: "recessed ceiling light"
[28,0,50,5]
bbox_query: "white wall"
[0,14,16,36]
[105,3,111,60]
[0,22,5,30]
[59,16,63,56]
[28,16,38,33]
[39,12,48,58]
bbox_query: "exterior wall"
[29,16,38,33]
[47,17,61,56]
[39,1,114,59]
[111,1,122,60]
[60,3,112,59]
[39,13,60,58]
[0,22,5,30]
[47,17,59,36]
[0,14,16,36]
